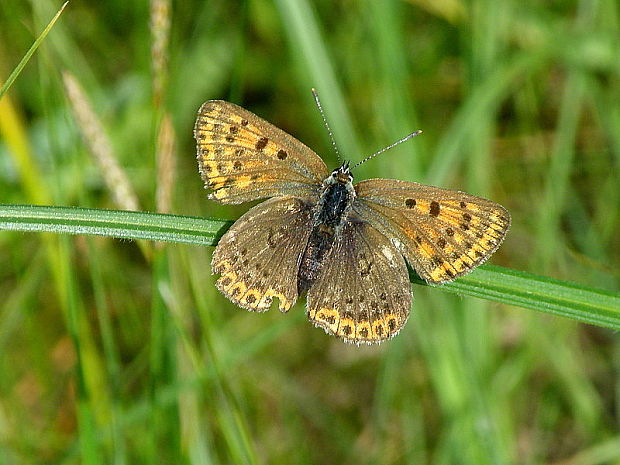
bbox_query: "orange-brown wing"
[212,196,314,312]
[353,179,510,284]
[194,100,329,204]
[306,220,411,345]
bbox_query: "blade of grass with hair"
[0,204,617,330]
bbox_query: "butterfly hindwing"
[194,100,329,204]
[353,179,510,284]
[212,196,314,312]
[306,220,411,344]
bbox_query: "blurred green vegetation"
[0,0,619,464]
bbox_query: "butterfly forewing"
[212,196,314,312]
[353,179,510,284]
[306,220,411,344]
[194,100,329,204]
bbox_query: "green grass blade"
[0,1,68,100]
[273,0,361,160]
[1,204,618,330]
[426,50,548,186]
[0,204,231,245]
[430,265,620,330]
[535,72,587,268]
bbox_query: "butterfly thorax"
[297,164,356,294]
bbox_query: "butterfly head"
[331,162,353,185]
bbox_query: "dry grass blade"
[150,0,171,107]
[156,112,176,214]
[62,71,140,212]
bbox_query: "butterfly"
[194,96,510,344]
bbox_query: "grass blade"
[0,204,230,245]
[0,204,617,330]
[0,1,68,100]
[429,265,620,330]
[273,0,361,160]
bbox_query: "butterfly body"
[194,99,510,344]
[298,165,355,294]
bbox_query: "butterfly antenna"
[351,129,423,170]
[311,88,342,163]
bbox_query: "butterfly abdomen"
[297,176,355,294]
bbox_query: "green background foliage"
[0,1,619,464]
